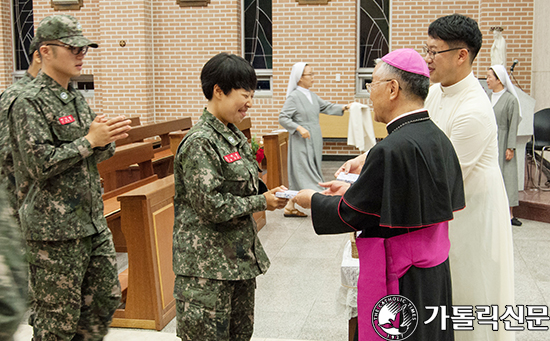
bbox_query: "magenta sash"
[355,222,450,340]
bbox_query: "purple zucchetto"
[381,48,430,78]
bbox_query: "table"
[339,240,359,341]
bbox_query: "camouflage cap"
[35,14,98,48]
[29,36,38,55]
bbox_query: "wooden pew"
[103,174,158,253]
[116,117,193,179]
[99,141,159,252]
[263,131,290,190]
[116,117,192,150]
[129,116,141,127]
[110,175,176,330]
[168,116,252,154]
[235,116,252,141]
[98,142,155,193]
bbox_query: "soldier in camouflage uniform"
[0,37,41,226]
[0,185,27,341]
[0,37,40,341]
[7,15,132,341]
[173,53,288,341]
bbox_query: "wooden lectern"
[263,131,289,189]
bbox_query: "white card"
[336,172,359,183]
[275,190,299,199]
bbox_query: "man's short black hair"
[428,14,483,63]
[201,53,257,100]
[380,62,430,102]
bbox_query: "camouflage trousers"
[174,275,256,341]
[26,228,121,341]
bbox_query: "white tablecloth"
[337,240,359,320]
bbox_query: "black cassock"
[311,111,465,341]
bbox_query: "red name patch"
[223,152,242,163]
[59,115,75,125]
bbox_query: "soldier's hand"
[85,115,133,148]
[263,186,288,211]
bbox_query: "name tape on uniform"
[223,152,242,163]
[59,115,75,125]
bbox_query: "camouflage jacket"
[172,109,270,281]
[0,185,27,339]
[0,71,35,221]
[8,72,114,241]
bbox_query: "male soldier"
[8,14,132,340]
[0,38,41,224]
[0,37,40,341]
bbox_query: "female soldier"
[172,53,287,340]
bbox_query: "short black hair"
[200,53,257,100]
[428,14,483,63]
[378,62,430,102]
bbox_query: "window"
[12,0,34,77]
[356,0,390,96]
[71,74,94,98]
[243,0,272,97]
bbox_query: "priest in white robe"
[424,14,515,341]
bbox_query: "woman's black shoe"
[511,217,522,226]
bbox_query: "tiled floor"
[13,161,550,340]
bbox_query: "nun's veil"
[490,64,522,118]
[286,62,307,98]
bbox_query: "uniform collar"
[36,71,76,104]
[21,71,35,82]
[201,108,244,147]
[439,72,478,96]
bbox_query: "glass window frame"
[11,0,34,73]
[356,0,391,97]
[71,74,95,99]
[242,0,273,98]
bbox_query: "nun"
[486,64,522,226]
[278,62,352,217]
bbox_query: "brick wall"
[478,0,534,93]
[0,0,14,89]
[272,0,359,155]
[152,1,240,124]
[1,0,534,156]
[392,0,533,93]
[98,0,153,122]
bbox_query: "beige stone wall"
[0,0,536,155]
